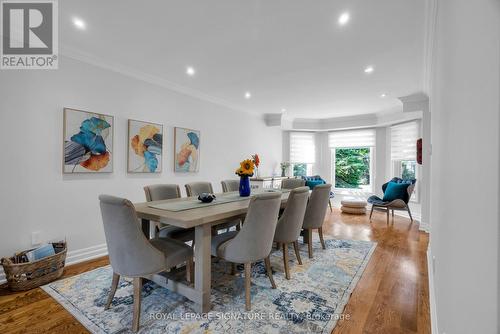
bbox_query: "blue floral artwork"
[128,120,163,173]
[174,127,200,172]
[63,108,113,173]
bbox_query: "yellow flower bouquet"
[235,159,255,177]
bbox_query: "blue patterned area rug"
[42,238,376,334]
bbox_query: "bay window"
[329,129,376,192]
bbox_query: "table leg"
[194,224,212,313]
[141,219,150,238]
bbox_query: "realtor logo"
[1,0,58,69]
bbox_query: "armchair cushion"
[382,181,410,202]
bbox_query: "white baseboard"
[0,243,108,285]
[427,244,439,334]
[65,243,108,265]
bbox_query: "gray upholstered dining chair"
[220,180,242,231]
[301,183,332,258]
[211,192,282,311]
[99,195,193,332]
[144,184,195,242]
[273,186,309,279]
[185,182,214,197]
[281,178,306,190]
[221,179,239,192]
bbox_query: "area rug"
[42,237,376,334]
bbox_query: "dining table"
[133,189,291,313]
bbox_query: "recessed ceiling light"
[245,92,252,99]
[338,12,350,26]
[281,108,287,112]
[364,66,374,73]
[186,66,195,76]
[72,17,86,30]
[380,93,387,98]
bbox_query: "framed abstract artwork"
[63,108,114,173]
[174,127,200,173]
[128,119,163,173]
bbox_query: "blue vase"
[239,176,251,197]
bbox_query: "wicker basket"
[1,241,67,291]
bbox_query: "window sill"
[333,188,374,196]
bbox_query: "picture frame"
[127,119,163,173]
[174,127,200,173]
[63,108,114,174]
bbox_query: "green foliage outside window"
[293,163,307,177]
[401,161,416,180]
[334,148,370,188]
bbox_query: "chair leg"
[369,205,374,220]
[307,228,313,259]
[386,208,390,225]
[282,243,290,280]
[406,205,414,223]
[328,199,333,212]
[244,263,252,311]
[186,257,194,284]
[132,277,142,333]
[318,227,326,249]
[264,256,276,289]
[105,272,120,310]
[293,241,302,265]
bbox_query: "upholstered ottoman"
[340,199,367,215]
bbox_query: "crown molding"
[59,45,251,115]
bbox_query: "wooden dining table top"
[133,190,291,229]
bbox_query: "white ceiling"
[60,0,425,119]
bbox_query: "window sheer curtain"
[289,132,315,163]
[328,129,376,148]
[390,121,420,160]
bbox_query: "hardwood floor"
[0,208,430,334]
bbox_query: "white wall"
[429,0,499,333]
[0,56,282,272]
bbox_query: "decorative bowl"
[198,193,216,203]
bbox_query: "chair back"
[185,182,214,197]
[274,187,310,242]
[144,184,181,201]
[382,178,417,203]
[281,178,306,190]
[221,179,239,192]
[302,184,332,229]
[223,192,281,263]
[99,195,164,277]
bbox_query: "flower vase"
[239,176,251,197]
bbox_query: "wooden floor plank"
[0,208,430,334]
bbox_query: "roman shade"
[289,132,315,163]
[328,129,376,148]
[391,121,420,160]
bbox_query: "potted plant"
[280,162,290,177]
